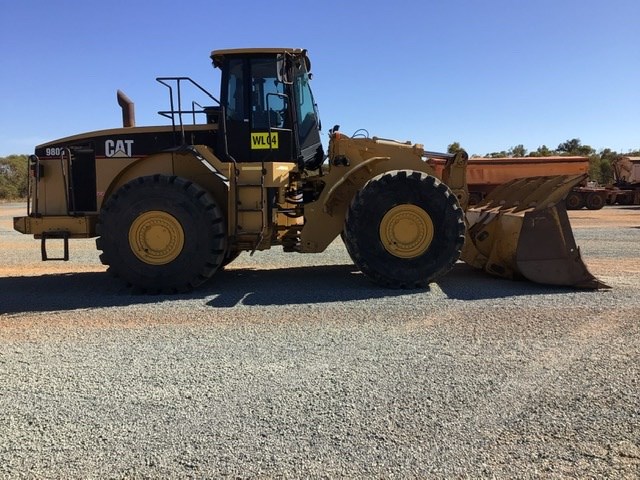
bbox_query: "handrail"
[156,77,220,145]
[27,155,39,216]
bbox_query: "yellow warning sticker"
[250,132,279,150]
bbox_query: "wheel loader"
[13,48,606,293]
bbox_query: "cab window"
[226,59,245,122]
[250,58,287,129]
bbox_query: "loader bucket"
[461,174,609,289]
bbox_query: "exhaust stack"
[117,90,135,127]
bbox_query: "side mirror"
[276,54,292,84]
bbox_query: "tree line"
[448,138,640,185]
[0,155,28,199]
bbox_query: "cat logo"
[250,132,278,150]
[105,139,134,157]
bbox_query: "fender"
[101,146,232,231]
[322,156,391,215]
[300,157,436,253]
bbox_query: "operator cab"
[211,48,324,170]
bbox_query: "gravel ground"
[1,202,639,478]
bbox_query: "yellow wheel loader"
[13,48,606,293]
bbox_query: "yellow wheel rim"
[129,211,185,265]
[379,204,434,259]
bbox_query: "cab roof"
[210,48,307,68]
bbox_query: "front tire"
[343,170,465,288]
[96,175,227,293]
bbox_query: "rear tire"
[565,191,584,210]
[221,249,242,268]
[96,175,227,293]
[343,170,465,288]
[585,192,605,210]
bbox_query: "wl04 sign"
[250,132,279,150]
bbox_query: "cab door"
[248,56,294,163]
[219,57,251,162]
[219,55,294,164]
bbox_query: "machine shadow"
[0,263,578,315]
[0,271,146,315]
[0,264,409,314]
[437,263,582,299]
[202,263,577,306]
[202,264,406,308]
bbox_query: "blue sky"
[1,0,638,157]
